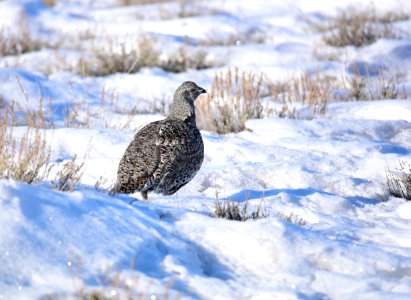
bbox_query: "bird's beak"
[198,87,207,94]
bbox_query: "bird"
[115,81,206,201]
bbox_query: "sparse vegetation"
[52,155,86,192]
[275,212,307,226]
[268,72,333,118]
[0,119,52,184]
[213,199,267,221]
[76,34,220,76]
[386,161,411,201]
[196,67,264,133]
[78,35,160,77]
[58,253,173,300]
[118,0,210,19]
[343,66,407,101]
[161,45,217,73]
[200,28,267,46]
[311,5,409,47]
[0,12,43,57]
[0,87,53,184]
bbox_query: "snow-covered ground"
[1,0,411,299]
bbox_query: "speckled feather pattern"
[115,81,205,198]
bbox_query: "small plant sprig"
[386,161,411,201]
[52,154,86,192]
[213,198,267,221]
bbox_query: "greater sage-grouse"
[115,81,206,200]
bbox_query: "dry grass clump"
[311,5,409,47]
[0,80,92,188]
[0,85,53,184]
[52,155,86,192]
[343,66,407,101]
[0,117,52,184]
[118,0,209,19]
[196,67,264,133]
[268,72,334,118]
[275,212,307,226]
[78,35,160,76]
[200,29,267,47]
[213,199,268,221]
[161,45,217,73]
[78,35,218,76]
[211,198,306,226]
[386,161,411,201]
[0,12,43,57]
[267,67,408,119]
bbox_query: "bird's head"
[174,81,207,103]
[168,81,207,122]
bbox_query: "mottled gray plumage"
[115,81,206,200]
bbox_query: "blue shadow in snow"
[347,60,386,77]
[227,188,335,202]
[391,44,411,60]
[13,181,233,299]
[378,144,410,155]
[227,187,379,208]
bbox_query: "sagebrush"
[311,5,409,47]
[196,67,264,133]
[78,35,160,76]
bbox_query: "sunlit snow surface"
[1,0,411,299]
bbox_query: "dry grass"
[0,117,52,184]
[342,67,408,101]
[65,83,147,130]
[311,5,409,47]
[200,29,267,47]
[386,161,411,201]
[275,212,307,226]
[78,35,160,77]
[266,67,408,119]
[118,0,210,19]
[161,45,216,73]
[6,75,144,131]
[268,72,334,118]
[77,35,218,76]
[52,253,174,300]
[0,78,94,188]
[213,199,268,221]
[196,67,264,133]
[0,12,43,57]
[0,80,53,184]
[52,155,86,192]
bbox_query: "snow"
[1,0,411,299]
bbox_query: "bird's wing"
[155,120,204,194]
[155,120,188,167]
[116,121,162,192]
